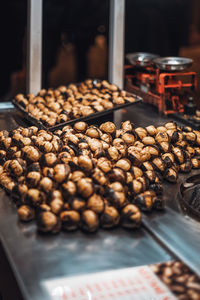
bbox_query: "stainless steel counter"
[0,104,199,300]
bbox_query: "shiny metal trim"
[153,57,193,71]
[0,102,14,110]
[27,0,42,95]
[126,52,159,67]
[109,0,125,126]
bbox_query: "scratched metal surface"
[0,106,173,300]
[1,104,200,299]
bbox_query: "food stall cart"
[0,1,200,300]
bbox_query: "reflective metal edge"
[142,207,200,276]
[0,102,14,110]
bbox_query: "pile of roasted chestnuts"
[151,261,200,299]
[0,120,200,234]
[14,79,136,127]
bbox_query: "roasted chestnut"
[130,179,144,195]
[40,177,53,193]
[140,148,151,162]
[101,133,112,144]
[77,177,94,198]
[194,147,200,156]
[100,206,120,228]
[127,146,141,166]
[121,120,134,132]
[126,172,134,185]
[152,158,166,173]
[107,146,120,161]
[186,146,195,158]
[70,170,85,182]
[142,136,156,145]
[42,167,54,179]
[78,155,93,172]
[22,146,40,163]
[88,138,103,152]
[184,132,197,144]
[131,166,143,179]
[0,150,7,164]
[26,189,43,207]
[97,157,112,173]
[0,172,15,191]
[70,197,86,211]
[17,205,35,221]
[149,182,163,195]
[172,147,185,164]
[27,162,41,173]
[120,204,141,228]
[37,211,61,233]
[12,183,28,199]
[73,122,88,133]
[145,125,157,136]
[87,194,104,214]
[81,209,99,232]
[115,158,131,171]
[105,186,126,208]
[144,170,158,183]
[191,157,200,169]
[112,138,127,157]
[50,198,64,215]
[179,160,192,173]
[100,122,116,135]
[92,168,107,185]
[9,159,26,177]
[26,171,41,187]
[155,132,169,143]
[135,127,147,140]
[164,121,177,130]
[136,176,149,191]
[50,190,63,200]
[109,181,124,192]
[134,190,156,211]
[161,153,174,167]
[143,146,159,158]
[38,203,51,212]
[108,168,126,184]
[53,164,70,183]
[164,167,178,183]
[60,210,80,231]
[156,126,167,133]
[41,153,58,167]
[85,126,100,138]
[158,142,171,153]
[62,180,76,199]
[121,132,135,145]
[141,161,154,171]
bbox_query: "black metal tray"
[12,94,142,132]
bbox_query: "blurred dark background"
[1,0,200,99]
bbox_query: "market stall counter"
[0,103,200,300]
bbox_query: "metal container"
[153,57,193,71]
[126,52,159,67]
[12,95,142,131]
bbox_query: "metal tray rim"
[12,94,142,132]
